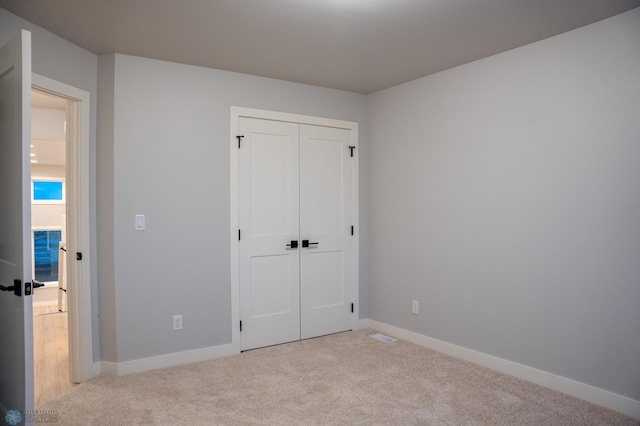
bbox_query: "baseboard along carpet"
[38,329,638,425]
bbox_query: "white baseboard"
[99,343,234,377]
[92,362,101,378]
[354,318,370,331]
[32,300,58,307]
[368,320,640,420]
[97,322,369,378]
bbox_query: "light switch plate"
[135,214,145,231]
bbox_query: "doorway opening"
[30,74,94,406]
[30,88,74,406]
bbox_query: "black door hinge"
[349,146,356,157]
[237,135,244,148]
[351,226,354,236]
[240,321,243,332]
[238,229,241,241]
[351,303,354,313]
[76,252,83,261]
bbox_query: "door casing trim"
[230,106,359,353]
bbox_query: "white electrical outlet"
[412,300,419,314]
[173,315,183,331]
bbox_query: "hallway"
[33,305,76,407]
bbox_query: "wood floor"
[33,303,77,407]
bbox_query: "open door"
[0,30,35,423]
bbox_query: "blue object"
[33,180,63,201]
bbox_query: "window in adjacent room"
[32,179,65,203]
[33,229,62,283]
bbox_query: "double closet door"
[239,117,354,351]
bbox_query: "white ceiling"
[31,138,65,167]
[2,0,640,94]
[31,90,66,167]
[32,90,66,110]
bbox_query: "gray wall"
[368,8,640,400]
[0,7,100,362]
[4,3,639,403]
[100,54,369,362]
[96,54,117,362]
[2,4,369,366]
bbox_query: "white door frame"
[230,106,359,354]
[32,73,93,382]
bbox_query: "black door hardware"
[24,279,44,296]
[302,240,319,248]
[0,279,22,297]
[2,279,46,297]
[286,240,299,249]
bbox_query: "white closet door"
[299,124,353,339]
[238,117,300,351]
[238,117,354,351]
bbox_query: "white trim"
[99,344,234,376]
[32,300,59,308]
[230,110,240,354]
[91,362,102,378]
[349,124,360,329]
[230,106,359,354]
[32,73,94,383]
[355,318,370,331]
[99,361,118,376]
[368,320,640,420]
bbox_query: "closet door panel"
[238,117,355,350]
[239,117,300,351]
[299,124,353,339]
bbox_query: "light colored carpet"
[38,329,637,425]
